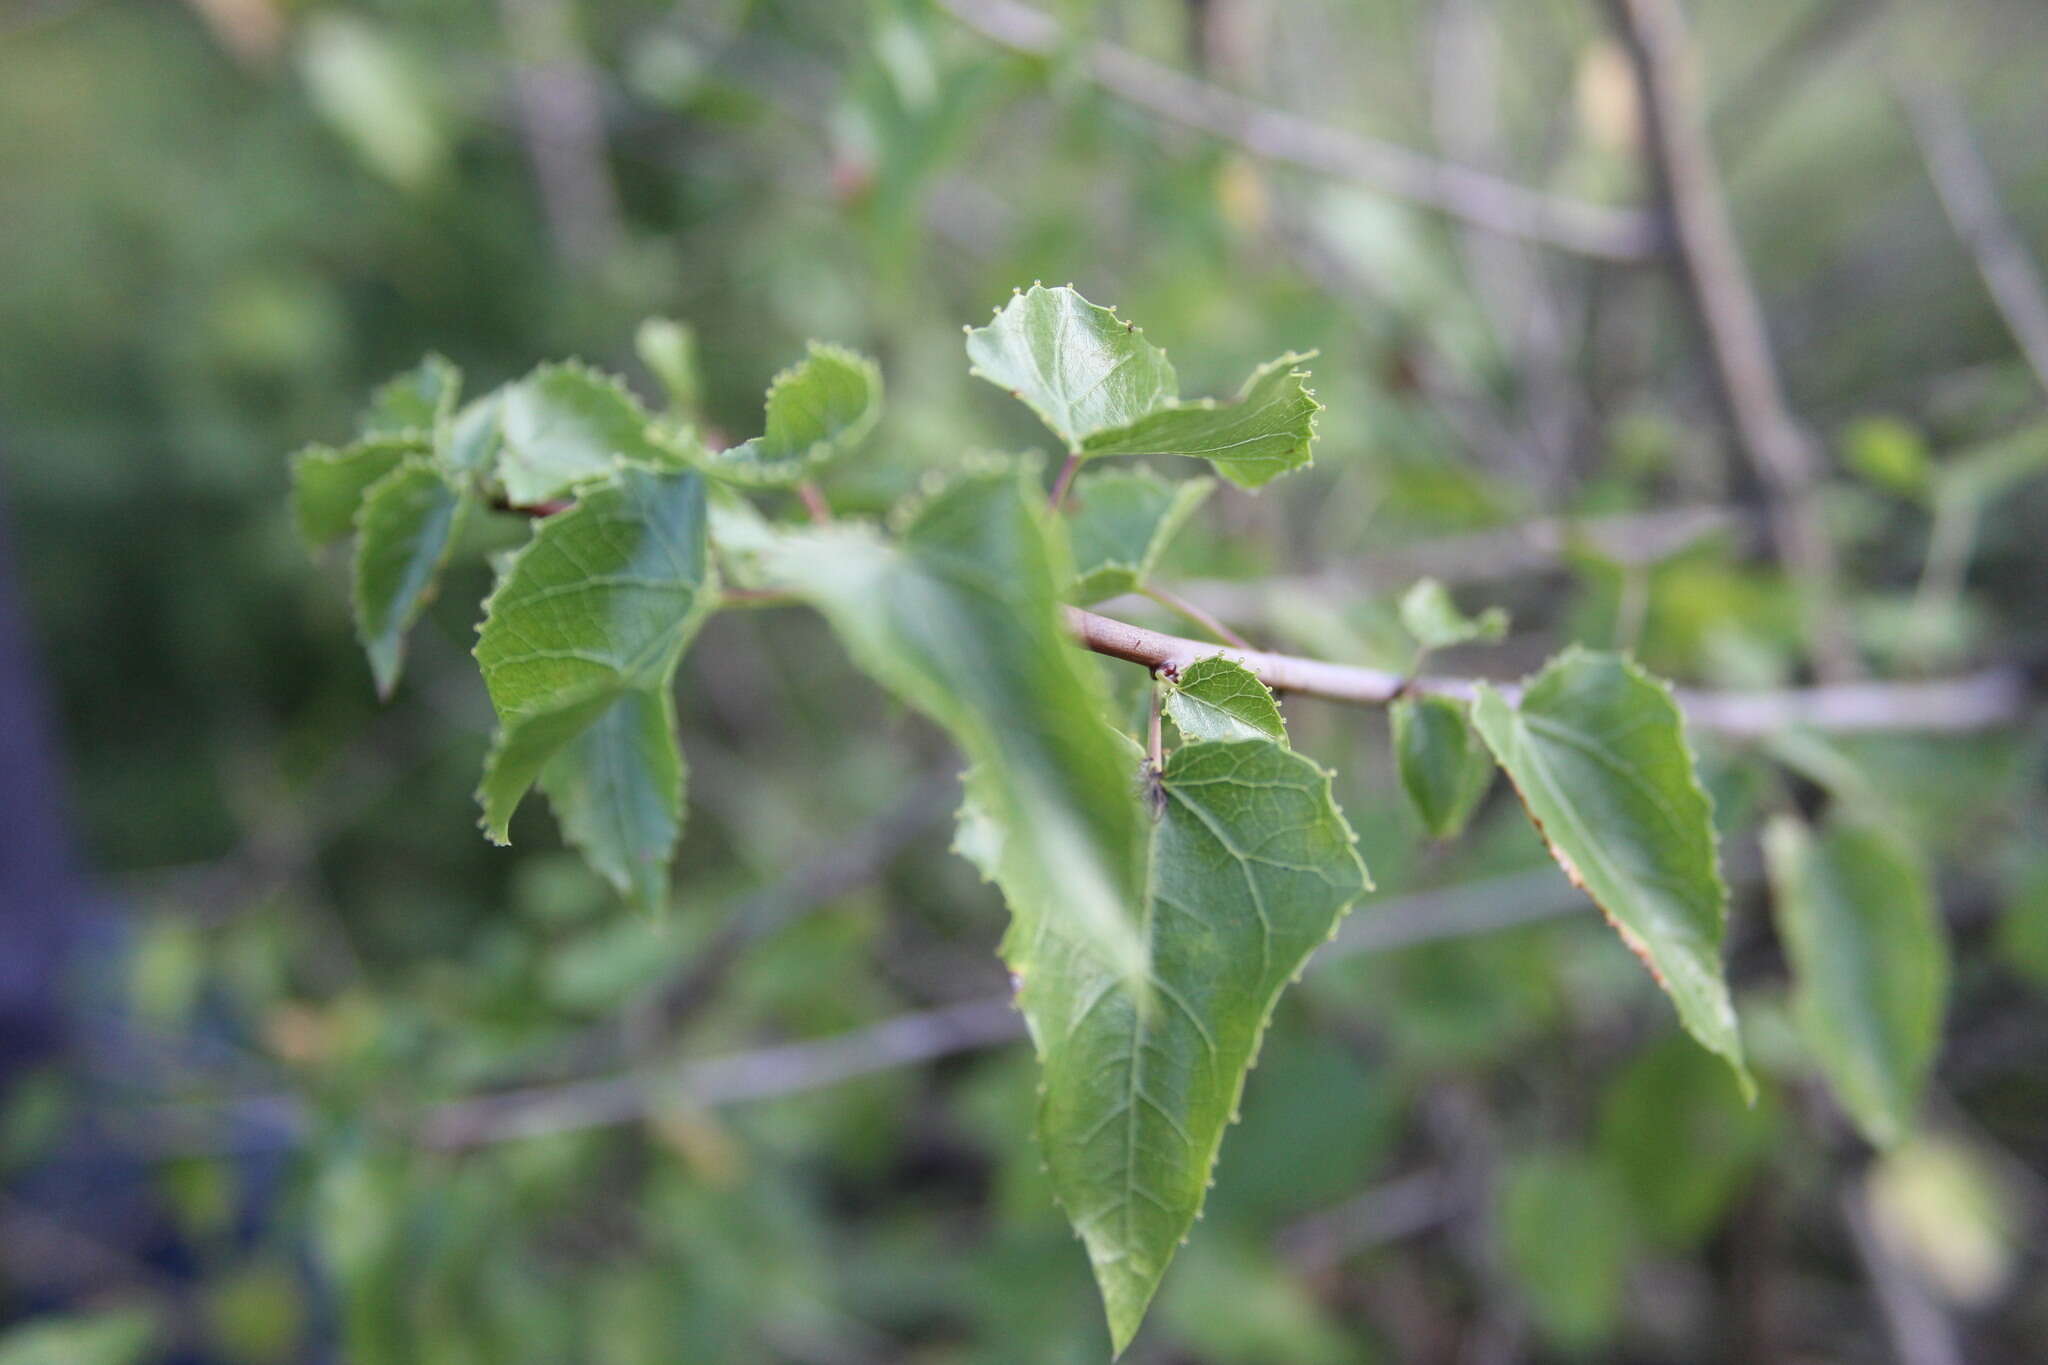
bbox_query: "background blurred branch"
[498,0,623,269]
[1607,0,1859,682]
[935,0,1663,261]
[1895,73,2048,400]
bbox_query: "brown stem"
[796,481,834,525]
[1048,452,1083,509]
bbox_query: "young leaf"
[1470,649,1749,1093]
[965,284,1177,450]
[703,342,881,487]
[1065,468,1213,603]
[1018,737,1368,1354]
[473,465,714,914]
[351,459,471,698]
[291,437,418,548]
[1764,816,1948,1147]
[1398,577,1508,653]
[1081,353,1322,490]
[494,363,691,506]
[720,462,1152,979]
[361,353,460,438]
[439,391,504,479]
[1390,693,1493,838]
[965,285,1320,488]
[635,317,703,418]
[1163,656,1285,744]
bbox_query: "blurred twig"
[934,0,1663,261]
[498,0,624,269]
[1066,606,2027,737]
[1606,0,1859,682]
[1895,73,2048,400]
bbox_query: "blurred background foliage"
[2,0,2047,1360]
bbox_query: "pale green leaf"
[1065,468,1213,603]
[1081,353,1322,489]
[1163,656,1285,744]
[1024,738,1369,1353]
[965,284,1177,450]
[1390,693,1493,838]
[635,317,704,418]
[362,353,459,438]
[539,688,683,913]
[352,458,471,698]
[440,391,504,478]
[1471,649,1748,1093]
[1499,1150,1631,1349]
[1764,816,1948,1147]
[290,437,417,548]
[494,363,690,506]
[473,464,714,907]
[702,342,883,487]
[717,461,1151,979]
[0,1309,156,1365]
[1398,577,1508,653]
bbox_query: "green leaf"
[1390,693,1493,838]
[1065,468,1213,602]
[1163,656,1285,744]
[702,342,883,487]
[439,391,504,479]
[1764,816,1948,1147]
[1471,648,1748,1093]
[361,353,460,438]
[1025,737,1368,1354]
[635,317,703,418]
[965,284,1177,450]
[539,688,684,913]
[966,285,1320,488]
[352,458,471,698]
[714,461,1149,976]
[1499,1150,1632,1349]
[291,437,417,548]
[494,363,691,506]
[1398,577,1508,653]
[0,1309,156,1365]
[1081,353,1322,490]
[473,464,714,914]
[1596,1034,1773,1249]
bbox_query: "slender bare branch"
[934,0,1662,262]
[1607,0,1859,681]
[1895,74,2048,399]
[1065,605,2027,738]
[499,0,624,269]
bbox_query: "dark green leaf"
[703,342,882,487]
[1024,738,1368,1353]
[1596,1034,1773,1249]
[494,363,691,506]
[1765,816,1948,1147]
[1163,656,1285,744]
[1065,468,1212,603]
[473,465,714,915]
[1390,693,1493,838]
[539,689,683,914]
[291,437,418,548]
[1082,354,1322,489]
[351,459,470,698]
[1471,648,1748,1093]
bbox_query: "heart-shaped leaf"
[702,342,882,487]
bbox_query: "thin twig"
[1894,73,2048,399]
[1607,0,1859,682]
[1064,605,2027,738]
[1139,583,1254,650]
[1048,452,1082,509]
[796,481,834,525]
[498,0,624,269]
[934,0,1662,262]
